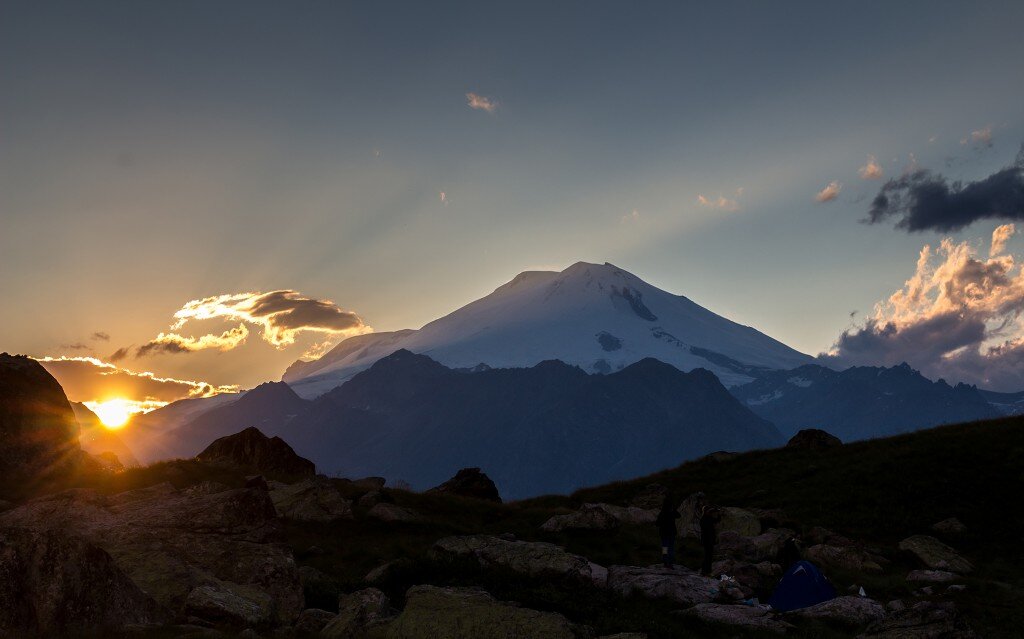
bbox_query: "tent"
[767,560,836,612]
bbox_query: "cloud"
[34,356,238,406]
[439,191,448,206]
[859,155,883,180]
[621,209,641,223]
[991,223,1016,257]
[696,188,742,212]
[961,125,993,148]
[466,92,498,112]
[815,181,843,203]
[821,227,1024,390]
[136,323,249,358]
[129,290,370,358]
[91,332,110,341]
[60,342,90,351]
[865,144,1024,232]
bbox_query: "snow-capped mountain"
[283,261,813,398]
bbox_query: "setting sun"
[89,399,132,429]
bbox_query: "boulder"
[320,588,392,638]
[711,559,783,595]
[357,490,390,509]
[606,565,724,606]
[432,535,607,587]
[716,528,794,563]
[789,596,886,626]
[293,608,335,634]
[680,603,791,634]
[366,502,423,523]
[786,429,842,450]
[906,570,957,584]
[540,503,656,532]
[184,581,274,628]
[676,492,708,539]
[898,535,973,574]
[196,426,316,482]
[857,600,976,638]
[384,585,578,639]
[629,483,668,510]
[0,527,162,635]
[269,477,353,522]
[718,507,762,538]
[0,483,304,626]
[931,518,966,537]
[428,467,502,502]
[806,544,886,574]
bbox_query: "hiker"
[699,504,720,576]
[655,494,681,568]
[779,536,802,571]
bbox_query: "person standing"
[655,494,681,569]
[699,505,720,576]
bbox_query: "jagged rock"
[428,467,502,502]
[0,483,303,626]
[711,559,783,594]
[606,565,724,606]
[196,426,315,482]
[718,507,762,538]
[269,477,353,522]
[0,527,162,635]
[680,603,791,634]
[629,483,667,509]
[786,429,842,450]
[384,585,578,638]
[898,535,973,574]
[294,608,335,634]
[931,518,966,537]
[906,570,957,584]
[790,596,886,626]
[857,600,976,638]
[366,502,423,523]
[0,354,84,498]
[716,528,794,563]
[540,503,657,532]
[806,544,886,574]
[184,582,274,628]
[432,535,607,587]
[320,588,392,638]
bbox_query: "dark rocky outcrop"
[268,477,353,522]
[0,527,162,635]
[0,354,83,498]
[197,426,315,482]
[786,428,843,450]
[428,467,502,502]
[432,535,608,587]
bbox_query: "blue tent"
[768,560,836,612]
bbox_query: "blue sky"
[3,1,1024,396]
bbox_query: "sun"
[90,398,132,429]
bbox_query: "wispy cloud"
[621,209,641,223]
[91,332,110,341]
[466,92,498,113]
[60,342,90,351]
[961,125,993,148]
[815,181,843,203]
[858,155,883,180]
[821,226,1024,390]
[696,187,743,212]
[34,355,238,407]
[439,191,448,206]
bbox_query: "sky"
[3,1,1024,412]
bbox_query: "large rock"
[0,483,303,627]
[197,426,316,482]
[789,596,886,626]
[930,518,966,537]
[293,608,335,634]
[384,585,578,639]
[806,544,886,574]
[321,588,392,638]
[432,535,607,587]
[269,477,353,522]
[0,527,161,635]
[680,603,791,634]
[428,467,502,502]
[857,600,976,638]
[716,528,793,563]
[898,535,973,574]
[786,429,842,450]
[710,559,783,595]
[0,354,84,498]
[366,502,423,523]
[540,503,656,532]
[676,492,708,539]
[184,581,275,628]
[606,565,723,607]
[718,507,761,538]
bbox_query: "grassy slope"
[76,415,1024,637]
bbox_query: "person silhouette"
[699,505,721,576]
[655,494,681,568]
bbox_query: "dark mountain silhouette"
[278,350,782,498]
[196,426,315,481]
[730,362,1000,441]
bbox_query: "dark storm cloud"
[866,144,1024,232]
